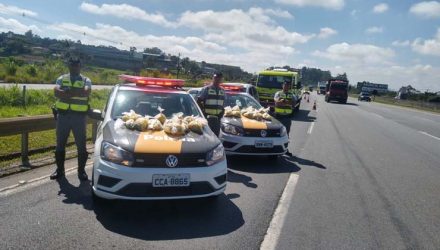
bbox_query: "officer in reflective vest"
[50,58,91,181]
[274,81,293,156]
[197,71,225,135]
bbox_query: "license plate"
[255,140,273,148]
[152,174,190,187]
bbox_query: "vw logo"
[261,130,267,137]
[165,155,178,168]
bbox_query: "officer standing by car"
[274,81,293,156]
[50,58,91,181]
[197,71,225,135]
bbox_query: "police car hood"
[221,115,283,130]
[102,120,220,154]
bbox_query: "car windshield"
[225,93,262,109]
[257,75,293,89]
[361,92,370,96]
[111,90,201,119]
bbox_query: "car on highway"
[221,82,260,102]
[89,75,227,202]
[187,87,202,99]
[358,92,372,102]
[219,91,289,160]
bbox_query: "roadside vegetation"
[349,87,440,113]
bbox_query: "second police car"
[89,75,227,202]
[218,84,290,160]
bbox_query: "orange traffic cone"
[313,100,317,110]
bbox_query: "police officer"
[50,58,91,180]
[274,81,293,156]
[197,71,225,135]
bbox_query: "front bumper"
[92,156,227,200]
[219,131,289,156]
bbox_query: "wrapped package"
[148,118,163,131]
[188,120,204,134]
[134,117,149,131]
[155,106,167,125]
[183,115,196,124]
[125,119,136,130]
[262,113,272,121]
[122,110,142,122]
[163,118,187,136]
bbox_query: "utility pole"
[176,53,181,79]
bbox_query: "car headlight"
[206,144,225,166]
[101,141,134,166]
[221,123,244,136]
[280,126,287,137]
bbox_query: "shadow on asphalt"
[57,178,93,211]
[227,155,301,174]
[228,169,258,188]
[328,102,358,106]
[93,194,244,240]
[292,109,316,123]
[283,155,326,169]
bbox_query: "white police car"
[90,76,227,201]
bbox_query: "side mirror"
[269,106,275,113]
[88,109,104,121]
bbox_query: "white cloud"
[350,10,358,16]
[274,0,345,10]
[178,8,313,53]
[0,3,38,17]
[392,40,410,47]
[312,42,395,65]
[253,8,294,19]
[318,27,337,39]
[412,28,440,56]
[373,3,389,13]
[0,16,41,34]
[409,1,440,19]
[79,2,176,27]
[365,26,384,34]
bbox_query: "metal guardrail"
[0,115,99,168]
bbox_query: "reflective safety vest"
[274,91,293,115]
[55,75,89,112]
[203,86,225,116]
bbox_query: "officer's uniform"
[52,73,91,179]
[274,90,293,136]
[197,84,225,135]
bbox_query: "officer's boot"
[77,151,89,181]
[50,151,65,180]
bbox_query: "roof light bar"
[119,75,185,87]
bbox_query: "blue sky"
[1,0,439,91]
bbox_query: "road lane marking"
[0,163,93,197]
[307,122,315,134]
[418,131,440,141]
[260,173,299,250]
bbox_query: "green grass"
[0,87,110,172]
[0,125,95,172]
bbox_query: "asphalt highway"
[1,93,439,249]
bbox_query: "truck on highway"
[325,79,349,104]
[317,81,326,95]
[255,69,301,111]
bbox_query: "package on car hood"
[103,111,218,154]
[222,105,283,130]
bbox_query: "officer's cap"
[213,71,223,78]
[68,57,81,66]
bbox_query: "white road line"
[0,163,93,196]
[260,174,299,250]
[307,122,315,134]
[418,131,440,141]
